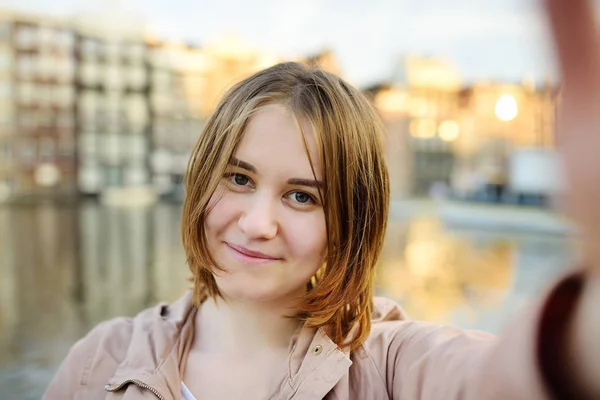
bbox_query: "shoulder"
[63,291,193,370]
[44,293,195,399]
[43,316,135,399]
[356,297,437,368]
[68,316,136,375]
[367,296,493,346]
[353,297,494,384]
[63,299,174,371]
[83,316,136,364]
[367,296,446,347]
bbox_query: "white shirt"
[181,382,197,400]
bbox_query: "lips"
[225,243,281,260]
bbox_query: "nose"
[237,193,278,240]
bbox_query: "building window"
[80,38,101,61]
[16,55,35,80]
[0,141,12,163]
[15,25,36,50]
[19,139,37,164]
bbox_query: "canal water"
[0,201,576,399]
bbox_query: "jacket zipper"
[105,379,165,400]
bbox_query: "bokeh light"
[438,120,460,142]
[495,94,518,121]
[410,118,436,139]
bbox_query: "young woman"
[45,1,600,398]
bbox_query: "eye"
[233,174,249,186]
[225,173,251,187]
[288,191,315,205]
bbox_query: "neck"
[194,295,302,356]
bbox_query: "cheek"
[286,211,327,261]
[205,189,238,234]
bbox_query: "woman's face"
[204,104,327,304]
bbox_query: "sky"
[0,0,559,87]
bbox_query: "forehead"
[233,104,322,179]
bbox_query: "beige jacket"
[43,273,583,400]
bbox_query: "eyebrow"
[228,157,323,189]
[288,178,323,189]
[229,157,256,173]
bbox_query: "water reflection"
[378,217,514,324]
[378,216,574,332]
[77,201,191,324]
[0,201,575,399]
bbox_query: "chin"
[216,277,304,305]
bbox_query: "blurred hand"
[546,0,600,271]
[546,0,600,396]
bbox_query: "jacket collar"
[105,291,356,399]
[106,291,198,399]
[283,326,353,399]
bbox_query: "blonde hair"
[181,62,389,351]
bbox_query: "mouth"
[225,242,282,264]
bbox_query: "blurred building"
[0,8,285,204]
[372,55,559,201]
[0,11,77,202]
[72,9,150,197]
[199,34,281,117]
[147,39,207,200]
[0,8,560,205]
[371,85,412,198]
[453,80,558,202]
[374,56,462,197]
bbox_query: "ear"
[308,261,328,289]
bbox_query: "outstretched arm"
[545,0,600,395]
